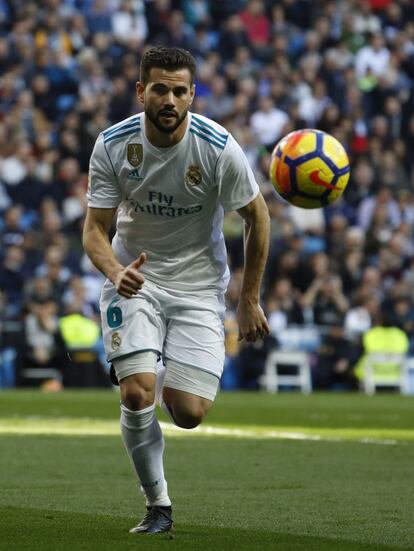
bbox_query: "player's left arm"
[236,192,271,342]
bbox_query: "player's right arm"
[84,133,146,298]
[83,207,146,299]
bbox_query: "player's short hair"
[140,46,196,85]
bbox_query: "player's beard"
[145,105,188,134]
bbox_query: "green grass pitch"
[0,390,413,550]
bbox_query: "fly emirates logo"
[126,191,202,218]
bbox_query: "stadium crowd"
[1,0,414,391]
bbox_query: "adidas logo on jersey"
[127,168,143,181]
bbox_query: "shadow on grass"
[0,506,411,551]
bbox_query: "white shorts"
[100,278,226,380]
[113,353,220,401]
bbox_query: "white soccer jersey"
[87,112,259,293]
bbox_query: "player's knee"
[120,376,155,411]
[115,353,157,411]
[122,390,153,411]
[163,386,213,429]
[170,404,205,429]
[123,390,151,411]
[173,411,203,429]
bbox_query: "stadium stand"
[1,0,414,392]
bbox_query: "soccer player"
[83,46,270,534]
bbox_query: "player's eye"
[174,87,188,97]
[152,85,168,95]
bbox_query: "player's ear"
[189,84,195,105]
[136,81,145,104]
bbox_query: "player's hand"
[236,299,270,342]
[114,252,146,298]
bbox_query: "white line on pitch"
[0,418,401,445]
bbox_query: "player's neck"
[145,116,188,148]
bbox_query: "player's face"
[137,68,195,135]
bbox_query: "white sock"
[156,364,177,425]
[120,402,171,507]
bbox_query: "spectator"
[357,185,401,231]
[352,2,382,36]
[62,274,97,319]
[339,249,364,296]
[353,316,409,389]
[35,244,72,299]
[86,0,113,34]
[315,325,360,390]
[344,294,381,338]
[302,273,350,327]
[250,96,289,151]
[377,150,409,191]
[111,1,147,47]
[1,205,26,248]
[357,266,385,303]
[218,15,248,61]
[288,204,326,238]
[145,0,173,44]
[345,156,376,208]
[355,32,391,80]
[384,294,414,347]
[204,75,233,122]
[0,245,27,316]
[165,9,195,50]
[23,275,56,306]
[79,253,105,310]
[266,277,304,335]
[298,79,331,127]
[59,299,104,387]
[0,141,31,186]
[108,76,134,122]
[18,297,63,380]
[182,0,211,28]
[239,0,270,51]
[325,214,349,266]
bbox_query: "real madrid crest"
[185,165,202,186]
[127,143,143,167]
[111,331,122,350]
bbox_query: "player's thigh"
[100,279,165,364]
[163,293,225,381]
[163,360,218,427]
[163,359,220,403]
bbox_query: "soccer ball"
[269,129,350,209]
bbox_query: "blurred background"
[1,0,414,395]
